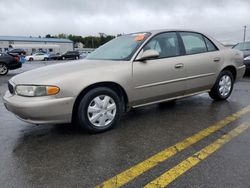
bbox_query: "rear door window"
[179,32,207,55]
[204,37,217,52]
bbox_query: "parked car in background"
[25,52,49,61]
[3,30,245,133]
[79,51,91,59]
[0,53,21,75]
[8,49,26,55]
[48,53,60,60]
[58,51,80,60]
[232,42,250,72]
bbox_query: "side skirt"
[132,90,210,108]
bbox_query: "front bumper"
[3,91,75,124]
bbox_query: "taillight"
[15,57,19,62]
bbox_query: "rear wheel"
[75,56,79,60]
[62,57,66,60]
[29,58,34,61]
[209,70,234,101]
[0,63,8,75]
[77,87,123,133]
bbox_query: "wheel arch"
[221,65,237,81]
[71,81,129,122]
[0,61,7,65]
[0,61,9,75]
[0,61,8,68]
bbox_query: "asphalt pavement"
[0,61,250,188]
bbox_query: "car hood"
[11,60,125,85]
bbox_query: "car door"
[132,32,187,105]
[66,52,72,59]
[33,54,39,60]
[72,52,76,58]
[34,53,43,61]
[178,32,222,94]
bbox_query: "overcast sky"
[0,0,249,43]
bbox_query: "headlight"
[244,56,250,60]
[15,85,60,97]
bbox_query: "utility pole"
[243,25,247,43]
[92,37,94,48]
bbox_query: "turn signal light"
[46,86,60,95]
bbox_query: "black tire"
[209,70,234,101]
[44,57,48,61]
[77,87,123,133]
[29,58,33,61]
[62,57,66,60]
[75,56,79,60]
[0,63,8,75]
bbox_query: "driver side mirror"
[136,49,159,61]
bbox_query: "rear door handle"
[213,57,221,62]
[175,63,184,69]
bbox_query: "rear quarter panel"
[219,49,245,81]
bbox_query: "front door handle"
[175,63,184,69]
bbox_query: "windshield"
[233,42,250,51]
[86,33,150,60]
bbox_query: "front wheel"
[77,87,123,133]
[0,63,8,75]
[209,70,234,101]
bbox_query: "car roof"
[129,29,225,50]
[10,48,24,50]
[128,29,205,35]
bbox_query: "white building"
[0,36,73,55]
[74,42,84,49]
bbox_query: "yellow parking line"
[144,122,250,188]
[96,105,250,188]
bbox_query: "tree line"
[45,33,116,48]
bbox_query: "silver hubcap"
[0,64,7,75]
[219,75,232,97]
[87,95,117,127]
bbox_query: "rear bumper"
[8,62,22,70]
[3,91,75,124]
[236,65,246,81]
